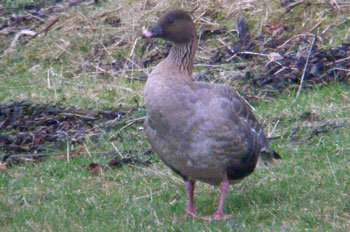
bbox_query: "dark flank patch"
[168,165,188,181]
[226,154,259,180]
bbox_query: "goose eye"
[168,17,174,24]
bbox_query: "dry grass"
[1,0,349,86]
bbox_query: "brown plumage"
[143,9,281,220]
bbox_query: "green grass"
[1,0,350,231]
[1,84,349,231]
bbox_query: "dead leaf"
[108,159,121,168]
[263,21,286,36]
[104,16,121,27]
[88,163,109,175]
[0,162,8,171]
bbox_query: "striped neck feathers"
[167,38,197,77]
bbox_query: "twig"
[326,154,339,186]
[83,143,92,158]
[134,190,165,200]
[321,19,349,36]
[328,67,350,73]
[278,0,324,20]
[26,13,45,22]
[1,151,130,160]
[284,0,306,10]
[67,137,70,163]
[7,30,36,50]
[277,33,317,49]
[3,153,68,159]
[92,8,121,19]
[27,16,59,42]
[274,67,288,75]
[269,120,280,138]
[53,40,73,57]
[309,18,325,33]
[47,69,51,88]
[60,112,96,120]
[237,93,256,112]
[278,0,306,20]
[196,15,219,26]
[335,56,350,63]
[295,35,316,101]
[239,51,270,57]
[129,37,139,57]
[111,143,124,159]
[52,16,77,32]
[118,116,146,132]
[268,121,347,141]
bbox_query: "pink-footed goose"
[143,10,281,220]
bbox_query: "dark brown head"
[143,10,197,43]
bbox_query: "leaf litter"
[0,101,152,170]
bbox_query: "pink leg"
[184,180,197,218]
[202,179,232,221]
